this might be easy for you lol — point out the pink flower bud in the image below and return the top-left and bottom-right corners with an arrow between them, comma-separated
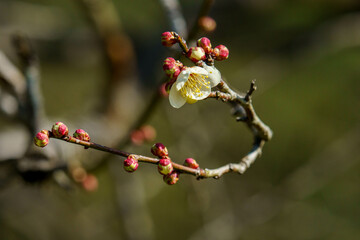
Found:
34,130 -> 49,147
163,171 -> 179,185
197,37 -> 212,54
73,129 -> 90,142
81,174 -> 98,192
159,82 -> 169,97
151,143 -> 169,158
52,122 -> 69,138
198,16 -> 217,32
124,155 -> 139,173
184,158 -> 199,169
186,47 -> 206,62
213,45 -> 229,61
140,125 -> 156,142
164,79 -> 176,94
158,158 -> 173,175
131,130 -> 145,145
161,31 -> 177,47
163,57 -> 181,78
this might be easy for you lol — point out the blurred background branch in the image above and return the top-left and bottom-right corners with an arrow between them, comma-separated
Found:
0,0 -> 359,240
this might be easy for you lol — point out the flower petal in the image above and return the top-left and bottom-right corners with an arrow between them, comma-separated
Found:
175,70 -> 190,91
190,66 -> 208,75
201,63 -> 221,87
169,84 -> 187,108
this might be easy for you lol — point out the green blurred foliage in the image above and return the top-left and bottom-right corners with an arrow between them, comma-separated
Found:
0,0 -> 360,239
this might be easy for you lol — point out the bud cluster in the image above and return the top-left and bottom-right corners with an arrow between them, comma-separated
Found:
196,37 -> 229,62
162,57 -> 184,93
34,122 -> 93,149
161,31 -> 229,64
161,32 -> 229,92
150,143 -> 180,185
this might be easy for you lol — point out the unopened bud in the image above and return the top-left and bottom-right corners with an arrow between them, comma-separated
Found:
213,45 -> 229,61
124,155 -> 139,173
164,81 -> 174,94
163,57 -> 181,78
73,129 -> 90,142
151,143 -> 169,158
186,47 -> 206,62
131,130 -> 145,145
52,122 -> 69,138
140,125 -> 156,142
184,158 -> 199,169
161,31 -> 177,47
197,37 -> 212,54
163,171 -> 179,185
159,82 -> 169,97
81,174 -> 98,192
198,16 -> 217,32
34,130 -> 49,147
158,158 -> 173,175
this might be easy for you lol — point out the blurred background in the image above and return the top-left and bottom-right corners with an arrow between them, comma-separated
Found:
0,0 -> 360,239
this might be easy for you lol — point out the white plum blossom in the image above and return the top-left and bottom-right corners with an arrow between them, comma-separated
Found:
169,62 -> 221,108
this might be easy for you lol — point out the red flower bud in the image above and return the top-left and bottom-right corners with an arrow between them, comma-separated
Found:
163,171 -> 179,185
213,45 -> 229,61
34,129 -> 49,147
186,47 -> 206,62
52,122 -> 69,138
184,158 -> 199,169
159,82 -> 169,97
73,129 -> 90,142
124,155 -> 139,173
163,57 -> 181,78
151,143 -> 169,158
198,16 -> 217,32
161,31 -> 177,47
158,158 -> 173,175
197,37 -> 212,54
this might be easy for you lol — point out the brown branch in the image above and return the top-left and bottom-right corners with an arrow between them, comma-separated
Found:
200,138 -> 265,179
52,135 -> 203,176
49,133 -> 267,179
204,79 -> 273,177
210,80 -> 273,141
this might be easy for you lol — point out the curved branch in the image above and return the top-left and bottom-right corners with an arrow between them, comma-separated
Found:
208,80 -> 273,141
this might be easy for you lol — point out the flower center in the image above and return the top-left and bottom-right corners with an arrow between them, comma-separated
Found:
180,73 -> 210,99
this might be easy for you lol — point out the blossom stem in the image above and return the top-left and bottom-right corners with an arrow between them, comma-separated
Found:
51,135 -> 204,176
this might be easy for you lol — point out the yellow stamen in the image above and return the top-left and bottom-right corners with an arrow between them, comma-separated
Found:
180,73 -> 210,99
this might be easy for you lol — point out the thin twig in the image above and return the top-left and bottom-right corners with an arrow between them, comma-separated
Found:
50,133 -> 267,179
209,80 -> 273,141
